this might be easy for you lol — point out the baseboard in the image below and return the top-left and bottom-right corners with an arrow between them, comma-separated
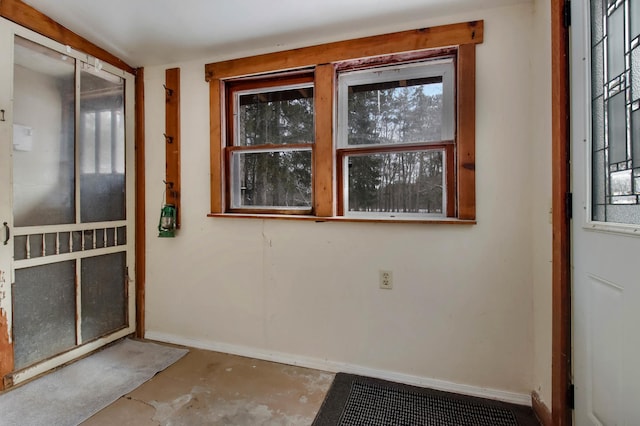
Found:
531,390 -> 552,426
145,330 -> 532,406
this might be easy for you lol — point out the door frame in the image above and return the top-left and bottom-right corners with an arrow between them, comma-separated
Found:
551,0 -> 571,425
0,0 -> 145,390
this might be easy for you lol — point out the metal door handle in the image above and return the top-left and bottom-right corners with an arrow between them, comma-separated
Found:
3,222 -> 9,245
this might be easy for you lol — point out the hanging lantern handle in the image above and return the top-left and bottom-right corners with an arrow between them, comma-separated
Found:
3,222 -> 9,245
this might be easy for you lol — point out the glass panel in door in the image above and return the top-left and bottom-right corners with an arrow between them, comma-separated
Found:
81,252 -> 127,341
11,37 -> 77,370
12,37 -> 75,227
79,67 -> 126,223
12,261 -> 76,370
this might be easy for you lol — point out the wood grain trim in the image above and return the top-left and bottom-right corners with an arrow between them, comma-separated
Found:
207,213 -> 476,225
532,391 -> 553,426
0,307 -> 13,391
446,145 -> 456,217
134,67 -> 145,338
165,68 -> 181,226
205,21 -> 483,80
0,0 -> 135,74
226,73 -> 315,92
209,79 -> 224,213
456,43 -> 476,220
551,0 -> 571,425
314,64 -> 335,217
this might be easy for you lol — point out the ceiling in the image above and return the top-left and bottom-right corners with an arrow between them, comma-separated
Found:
23,0 -> 529,68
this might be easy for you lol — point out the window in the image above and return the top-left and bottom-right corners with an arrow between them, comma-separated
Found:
207,21 -> 482,222
590,0 -> 640,224
337,60 -> 455,218
226,75 -> 315,213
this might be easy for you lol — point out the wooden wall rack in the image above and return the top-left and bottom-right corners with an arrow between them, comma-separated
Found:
164,68 -> 181,227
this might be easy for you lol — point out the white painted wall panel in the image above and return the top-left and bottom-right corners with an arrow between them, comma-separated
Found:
531,0 -> 553,409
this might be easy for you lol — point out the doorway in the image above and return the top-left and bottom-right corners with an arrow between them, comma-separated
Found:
0,21 -> 136,387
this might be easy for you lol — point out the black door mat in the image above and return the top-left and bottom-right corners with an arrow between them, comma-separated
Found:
313,373 -> 540,426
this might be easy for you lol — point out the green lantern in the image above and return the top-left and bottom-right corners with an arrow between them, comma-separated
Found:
158,204 -> 177,238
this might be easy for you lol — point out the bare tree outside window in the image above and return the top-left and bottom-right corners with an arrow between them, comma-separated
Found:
230,83 -> 314,211
340,63 -> 453,217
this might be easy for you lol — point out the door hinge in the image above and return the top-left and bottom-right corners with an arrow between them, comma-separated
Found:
567,383 -> 575,409
563,0 -> 572,28
565,192 -> 573,220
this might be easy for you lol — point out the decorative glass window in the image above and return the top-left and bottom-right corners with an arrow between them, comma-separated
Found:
337,60 -> 456,218
591,0 -> 640,224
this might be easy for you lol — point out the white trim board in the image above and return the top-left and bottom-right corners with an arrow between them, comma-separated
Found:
145,331 -> 531,406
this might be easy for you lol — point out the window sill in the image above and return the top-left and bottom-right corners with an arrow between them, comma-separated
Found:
207,213 -> 476,225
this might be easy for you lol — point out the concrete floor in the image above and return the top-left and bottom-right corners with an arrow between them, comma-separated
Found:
81,345 -> 335,426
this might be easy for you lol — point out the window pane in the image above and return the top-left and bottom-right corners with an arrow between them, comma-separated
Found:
592,0 -> 604,46
12,37 -> 75,226
592,0 -> 640,224
79,67 -> 126,222
607,92 -> 627,164
607,6 -> 625,80
632,0 -> 640,41
238,86 -> 314,146
230,149 -> 312,209
346,150 -> 444,215
347,77 -> 444,145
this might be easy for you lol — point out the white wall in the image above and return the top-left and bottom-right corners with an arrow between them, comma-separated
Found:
531,0 -> 553,408
144,2 -> 552,401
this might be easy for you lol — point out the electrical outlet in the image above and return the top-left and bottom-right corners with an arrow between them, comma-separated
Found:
379,270 -> 393,289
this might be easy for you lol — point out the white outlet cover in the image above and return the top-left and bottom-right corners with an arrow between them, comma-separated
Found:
379,270 -> 393,289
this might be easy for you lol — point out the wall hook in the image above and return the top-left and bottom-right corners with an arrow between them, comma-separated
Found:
163,180 -> 174,189
0,109 -> 5,122
163,133 -> 174,144
163,84 -> 173,97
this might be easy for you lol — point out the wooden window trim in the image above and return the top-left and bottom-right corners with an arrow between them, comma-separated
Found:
207,212 -> 476,225
207,21 -> 482,222
456,44 -> 476,220
314,64 -> 335,217
205,21 -> 482,81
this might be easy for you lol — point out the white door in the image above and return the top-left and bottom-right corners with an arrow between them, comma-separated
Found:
0,19 -> 136,386
571,1 -> 640,424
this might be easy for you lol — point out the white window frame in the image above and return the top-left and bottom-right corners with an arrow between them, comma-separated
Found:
337,59 -> 455,149
341,148 -> 448,219
228,81 -> 315,212
337,59 -> 455,219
